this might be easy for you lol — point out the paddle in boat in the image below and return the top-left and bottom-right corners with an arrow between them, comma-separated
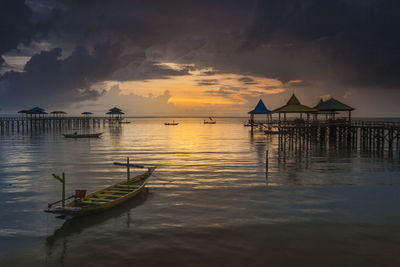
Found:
204,117 -> 216,124
63,132 -> 103,138
164,120 -> 179,125
44,158 -> 156,217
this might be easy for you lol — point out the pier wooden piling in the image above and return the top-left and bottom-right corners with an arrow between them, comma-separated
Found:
255,119 -> 400,152
0,116 -> 122,133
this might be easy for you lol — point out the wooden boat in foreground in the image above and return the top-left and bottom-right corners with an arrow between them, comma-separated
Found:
63,132 -> 103,138
45,158 -> 156,217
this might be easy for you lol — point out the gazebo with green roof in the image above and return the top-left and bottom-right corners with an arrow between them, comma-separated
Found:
314,98 -> 354,122
272,94 -> 317,123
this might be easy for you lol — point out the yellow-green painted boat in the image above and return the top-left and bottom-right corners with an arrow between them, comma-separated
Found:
45,159 -> 156,217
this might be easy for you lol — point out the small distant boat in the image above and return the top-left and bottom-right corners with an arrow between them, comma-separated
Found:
63,132 -> 103,138
244,123 -> 252,127
164,120 -> 179,125
119,121 -> 131,124
204,117 -> 216,124
45,158 -> 156,217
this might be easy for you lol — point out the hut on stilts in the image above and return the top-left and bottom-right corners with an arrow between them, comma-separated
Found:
314,98 -> 354,123
272,94 -> 317,126
106,107 -> 124,123
248,99 -> 272,132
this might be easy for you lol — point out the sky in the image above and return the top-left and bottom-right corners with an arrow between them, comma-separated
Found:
1,0 -> 400,117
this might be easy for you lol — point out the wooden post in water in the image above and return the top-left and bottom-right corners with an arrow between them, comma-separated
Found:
265,150 -> 269,178
127,157 -> 130,186
52,172 -> 66,207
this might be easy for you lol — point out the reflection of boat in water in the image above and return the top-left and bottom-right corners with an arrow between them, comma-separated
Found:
63,132 -> 103,138
45,158 -> 156,217
164,120 -> 179,125
45,189 -> 150,257
204,117 -> 216,124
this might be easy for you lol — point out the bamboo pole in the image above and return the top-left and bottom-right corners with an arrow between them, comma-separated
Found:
52,172 -> 66,207
127,157 -> 130,187
265,150 -> 269,177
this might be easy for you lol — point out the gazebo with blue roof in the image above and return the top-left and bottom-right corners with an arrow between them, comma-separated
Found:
106,107 -> 125,121
248,99 -> 272,128
24,107 -> 48,118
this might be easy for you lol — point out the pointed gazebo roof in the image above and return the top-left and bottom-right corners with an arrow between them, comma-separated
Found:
314,99 -> 324,108
107,107 -> 124,115
248,99 -> 271,114
109,107 -> 122,112
315,98 -> 354,111
26,107 -> 47,115
273,94 -> 317,113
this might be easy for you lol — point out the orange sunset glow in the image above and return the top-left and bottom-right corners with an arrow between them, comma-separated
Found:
102,63 -> 286,114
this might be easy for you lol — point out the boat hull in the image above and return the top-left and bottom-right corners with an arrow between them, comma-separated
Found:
45,167 -> 155,217
63,133 -> 103,138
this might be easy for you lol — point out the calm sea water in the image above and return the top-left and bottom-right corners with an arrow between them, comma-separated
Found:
0,117 -> 399,266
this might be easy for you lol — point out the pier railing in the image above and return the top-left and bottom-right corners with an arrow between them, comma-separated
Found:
251,119 -> 400,128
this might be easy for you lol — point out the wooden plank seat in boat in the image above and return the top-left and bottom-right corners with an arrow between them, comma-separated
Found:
86,198 -> 114,202
94,193 -> 125,198
106,189 -> 131,193
107,187 -> 132,191
80,200 -> 107,205
115,184 -> 140,188
101,190 -> 128,194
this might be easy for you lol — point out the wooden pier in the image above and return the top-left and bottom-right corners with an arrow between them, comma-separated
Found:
0,116 -> 122,133
253,120 -> 400,152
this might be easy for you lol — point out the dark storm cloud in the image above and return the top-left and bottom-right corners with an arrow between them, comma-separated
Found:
0,43 -> 123,107
0,0 -> 256,106
205,89 -> 234,96
261,86 -> 279,90
196,79 -> 219,86
0,0 -> 33,65
205,85 -> 247,96
200,70 -> 218,76
0,0 -> 58,59
1,0 -> 400,108
286,80 -> 313,87
238,77 -> 258,85
111,61 -> 193,81
245,0 -> 400,88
